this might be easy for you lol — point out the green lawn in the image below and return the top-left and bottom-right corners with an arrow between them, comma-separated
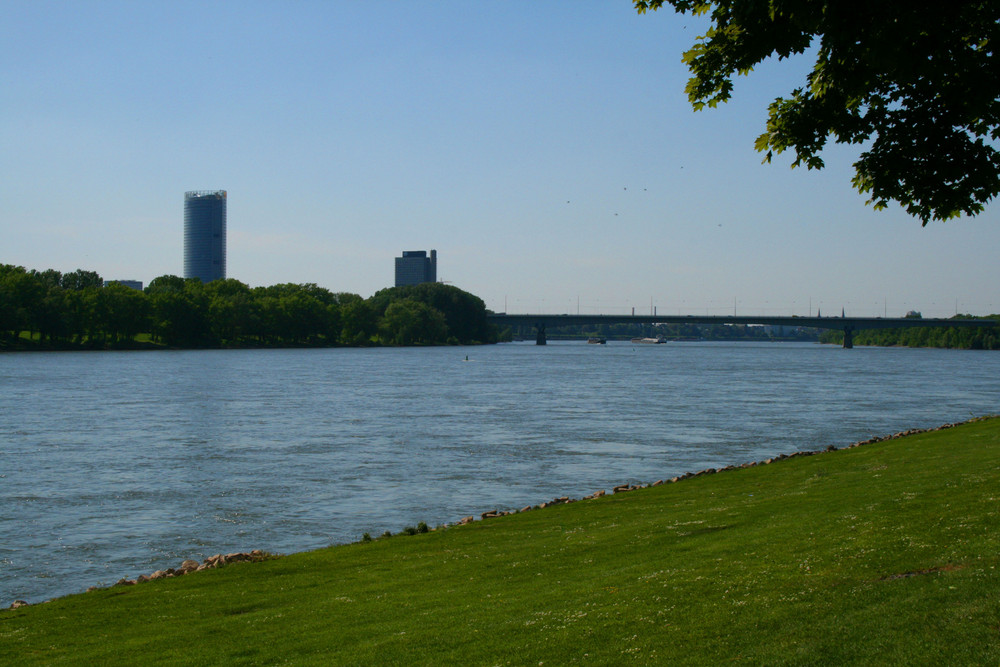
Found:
3,419 -> 999,665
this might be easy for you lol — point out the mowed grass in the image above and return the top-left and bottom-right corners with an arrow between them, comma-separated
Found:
3,419 -> 1000,665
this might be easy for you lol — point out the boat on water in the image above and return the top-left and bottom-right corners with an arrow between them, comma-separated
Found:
587,337 -> 607,344
630,336 -> 667,344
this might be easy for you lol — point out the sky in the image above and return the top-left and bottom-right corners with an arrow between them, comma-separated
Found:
3,1 -> 997,319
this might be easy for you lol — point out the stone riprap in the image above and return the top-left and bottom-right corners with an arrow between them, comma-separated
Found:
450,417 -> 994,527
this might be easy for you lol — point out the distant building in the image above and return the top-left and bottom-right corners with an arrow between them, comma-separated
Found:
184,190 -> 227,283
394,249 -> 437,287
103,280 -> 143,291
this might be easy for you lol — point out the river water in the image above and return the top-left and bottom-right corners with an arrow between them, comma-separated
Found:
2,341 -> 998,604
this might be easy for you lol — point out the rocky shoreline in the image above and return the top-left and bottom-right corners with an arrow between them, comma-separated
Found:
458,418 -> 990,523
7,417 -> 992,611
6,551 -> 273,611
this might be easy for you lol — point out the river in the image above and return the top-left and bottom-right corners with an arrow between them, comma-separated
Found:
2,341 -> 998,604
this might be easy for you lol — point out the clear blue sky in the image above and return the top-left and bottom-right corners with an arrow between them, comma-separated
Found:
3,1 -> 997,318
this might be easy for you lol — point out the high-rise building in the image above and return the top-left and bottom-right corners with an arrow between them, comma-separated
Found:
394,249 -> 437,287
103,280 -> 143,290
184,190 -> 227,283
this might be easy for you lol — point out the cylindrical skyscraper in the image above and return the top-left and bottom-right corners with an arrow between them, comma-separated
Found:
184,190 -> 227,283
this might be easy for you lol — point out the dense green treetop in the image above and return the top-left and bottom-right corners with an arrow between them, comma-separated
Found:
60,269 -> 103,291
379,298 -> 449,346
635,0 -> 1000,223
145,274 -> 189,294
369,282 -> 494,344
819,314 -> 1000,349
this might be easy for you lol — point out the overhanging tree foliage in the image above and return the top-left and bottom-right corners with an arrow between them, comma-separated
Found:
635,0 -> 1000,223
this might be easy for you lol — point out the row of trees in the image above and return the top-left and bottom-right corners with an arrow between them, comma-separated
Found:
0,264 -> 497,349
818,317 -> 1000,350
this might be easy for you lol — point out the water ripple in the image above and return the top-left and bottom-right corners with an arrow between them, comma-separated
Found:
1,342 -> 998,604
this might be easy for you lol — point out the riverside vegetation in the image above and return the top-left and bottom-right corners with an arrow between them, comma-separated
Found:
3,417 -> 998,664
0,264 -> 498,350
818,316 -> 1000,350
6,264 -> 997,351
534,317 -> 999,349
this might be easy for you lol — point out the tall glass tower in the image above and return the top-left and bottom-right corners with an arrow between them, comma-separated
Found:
184,190 -> 227,283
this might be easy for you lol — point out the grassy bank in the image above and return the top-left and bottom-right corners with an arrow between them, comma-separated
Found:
3,419 -> 999,664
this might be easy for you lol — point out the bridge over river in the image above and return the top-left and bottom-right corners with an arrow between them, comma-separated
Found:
487,313 -> 998,348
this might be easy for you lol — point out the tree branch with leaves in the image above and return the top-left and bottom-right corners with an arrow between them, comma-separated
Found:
636,0 -> 1000,223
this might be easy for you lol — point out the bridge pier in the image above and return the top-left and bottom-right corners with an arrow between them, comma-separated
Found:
843,326 -> 854,349
535,323 -> 547,345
